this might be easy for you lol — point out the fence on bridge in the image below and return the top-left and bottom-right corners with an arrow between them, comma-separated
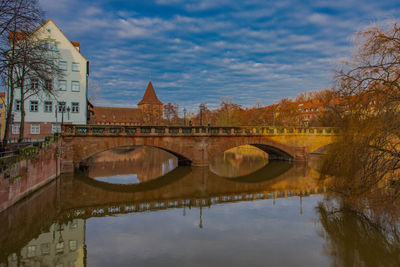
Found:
62,125 -> 339,137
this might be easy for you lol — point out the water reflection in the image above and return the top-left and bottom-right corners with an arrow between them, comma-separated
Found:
210,145 -> 269,177
316,201 -> 400,267
87,146 -> 178,184
4,220 -> 85,267
1,148 -> 399,266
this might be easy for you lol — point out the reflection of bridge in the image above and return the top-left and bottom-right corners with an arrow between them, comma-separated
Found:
60,125 -> 338,172
0,162 -> 325,262
58,163 -> 326,220
66,186 -> 326,219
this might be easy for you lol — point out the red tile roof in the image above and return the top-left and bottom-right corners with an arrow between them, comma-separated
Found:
71,42 -> 80,47
0,92 -> 5,97
8,31 -> 29,41
138,81 -> 163,105
92,106 -> 142,124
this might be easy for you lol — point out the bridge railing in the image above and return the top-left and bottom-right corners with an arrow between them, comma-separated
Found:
61,125 -> 339,137
62,186 -> 327,219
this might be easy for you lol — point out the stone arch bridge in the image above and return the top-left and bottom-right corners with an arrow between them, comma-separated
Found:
60,125 -> 338,173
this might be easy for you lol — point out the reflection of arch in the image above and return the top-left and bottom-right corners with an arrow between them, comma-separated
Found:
75,166 -> 192,192
76,160 -> 293,195
219,161 -> 293,183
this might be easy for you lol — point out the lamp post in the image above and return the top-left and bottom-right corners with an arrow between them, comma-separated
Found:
199,103 -> 205,126
183,108 -> 187,126
61,105 -> 64,126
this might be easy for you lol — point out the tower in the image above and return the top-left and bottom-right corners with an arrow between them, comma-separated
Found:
137,81 -> 163,125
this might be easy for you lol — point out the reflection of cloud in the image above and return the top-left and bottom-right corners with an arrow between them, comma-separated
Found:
85,196 -> 325,266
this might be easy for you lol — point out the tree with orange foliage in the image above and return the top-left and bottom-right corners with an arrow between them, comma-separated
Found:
322,22 -> 400,208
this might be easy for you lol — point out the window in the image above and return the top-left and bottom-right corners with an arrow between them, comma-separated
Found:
41,243 -> 50,255
44,101 -> 52,112
45,80 -> 53,91
27,245 -> 36,258
71,81 -> 80,92
70,220 -> 78,229
58,80 -> 67,91
12,125 -> 19,134
59,61 -> 67,70
30,101 -> 38,112
55,242 -> 64,254
71,102 -> 79,113
69,240 -> 77,251
58,102 -> 66,112
30,124 -> 40,134
52,124 -> 61,133
15,100 -> 21,111
0,103 -> 3,109
31,78 -> 39,89
41,40 -> 57,51
72,62 -> 79,71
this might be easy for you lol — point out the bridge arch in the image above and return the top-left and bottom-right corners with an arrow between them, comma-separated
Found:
207,136 -> 296,162
63,136 -> 195,168
80,144 -> 191,166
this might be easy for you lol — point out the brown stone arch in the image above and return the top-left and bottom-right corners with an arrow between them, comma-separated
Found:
64,136 -> 195,167
207,136 -> 296,162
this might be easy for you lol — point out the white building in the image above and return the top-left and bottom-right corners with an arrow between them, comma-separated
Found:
8,19 -> 89,139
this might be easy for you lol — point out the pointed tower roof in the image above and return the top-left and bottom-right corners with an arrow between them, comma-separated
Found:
138,81 -> 163,105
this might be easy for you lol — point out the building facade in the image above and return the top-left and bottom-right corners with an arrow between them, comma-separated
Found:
7,19 -> 89,140
90,81 -> 163,125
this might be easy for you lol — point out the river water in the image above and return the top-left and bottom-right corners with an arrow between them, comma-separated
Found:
0,146 -> 399,266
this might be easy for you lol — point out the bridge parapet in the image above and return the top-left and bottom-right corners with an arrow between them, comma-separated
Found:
61,125 -> 339,137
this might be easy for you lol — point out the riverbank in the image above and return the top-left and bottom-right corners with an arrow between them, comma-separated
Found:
0,140 -> 61,212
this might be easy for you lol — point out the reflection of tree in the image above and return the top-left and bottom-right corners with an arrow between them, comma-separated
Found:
316,201 -> 400,267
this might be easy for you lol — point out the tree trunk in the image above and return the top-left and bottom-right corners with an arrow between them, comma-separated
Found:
19,97 -> 25,142
2,68 -> 14,146
18,79 -> 25,142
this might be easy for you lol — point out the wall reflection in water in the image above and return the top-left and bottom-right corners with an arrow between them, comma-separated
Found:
87,146 -> 178,184
1,147 -> 399,266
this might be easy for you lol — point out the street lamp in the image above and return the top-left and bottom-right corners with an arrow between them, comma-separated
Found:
61,105 -> 65,126
199,103 -> 205,126
183,108 -> 187,126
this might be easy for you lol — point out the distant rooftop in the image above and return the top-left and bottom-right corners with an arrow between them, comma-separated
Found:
138,81 -> 163,105
92,106 -> 142,124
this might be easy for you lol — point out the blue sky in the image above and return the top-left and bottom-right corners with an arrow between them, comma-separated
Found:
40,0 -> 400,111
